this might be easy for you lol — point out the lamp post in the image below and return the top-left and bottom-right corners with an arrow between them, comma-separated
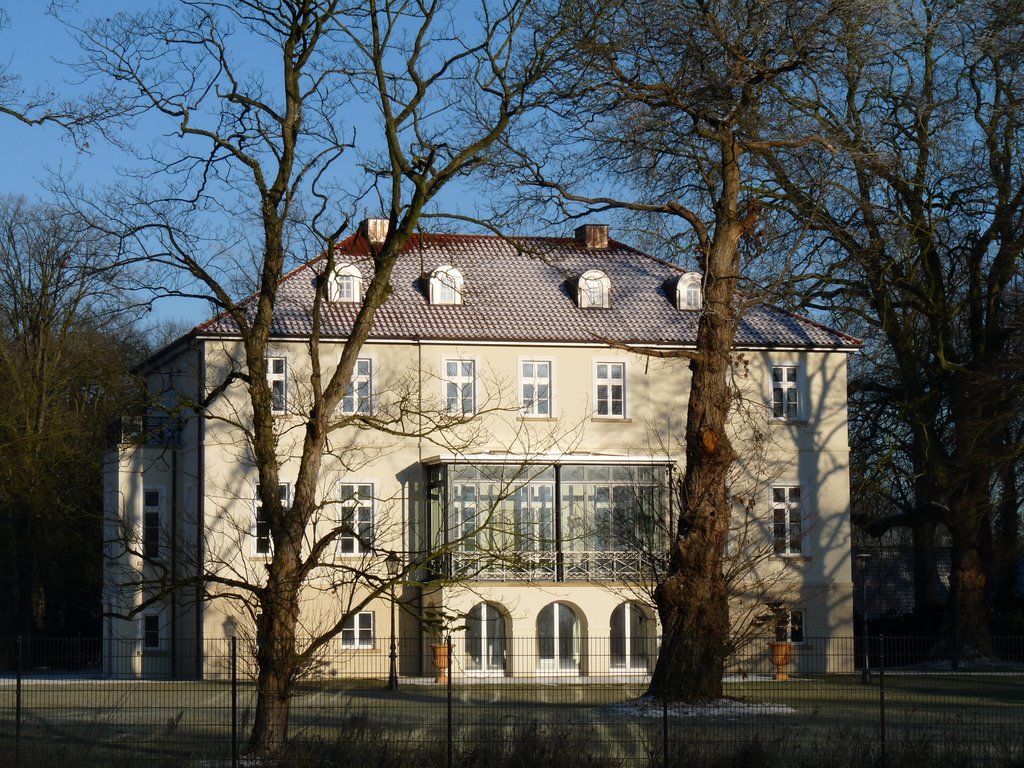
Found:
856,552 -> 871,684
386,552 -> 401,691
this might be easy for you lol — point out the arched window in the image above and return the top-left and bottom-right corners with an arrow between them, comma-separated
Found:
330,264 -> 363,303
577,270 -> 611,309
465,602 -> 507,674
676,272 -> 703,310
537,602 -> 581,672
430,265 -> 464,305
611,602 -> 654,671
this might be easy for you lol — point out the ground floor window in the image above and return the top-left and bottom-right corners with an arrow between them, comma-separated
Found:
610,602 -> 653,671
466,602 -> 507,673
774,609 -> 804,643
142,614 -> 161,650
342,612 -> 375,648
537,602 -> 581,672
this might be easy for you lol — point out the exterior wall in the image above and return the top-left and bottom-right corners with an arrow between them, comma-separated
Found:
106,335 -> 854,680
102,349 -> 204,678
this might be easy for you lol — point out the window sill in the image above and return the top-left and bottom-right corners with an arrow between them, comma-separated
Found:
517,416 -> 558,422
774,554 -> 810,563
591,417 -> 632,423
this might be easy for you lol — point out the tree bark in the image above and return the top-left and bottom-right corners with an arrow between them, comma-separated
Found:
647,134 -> 741,701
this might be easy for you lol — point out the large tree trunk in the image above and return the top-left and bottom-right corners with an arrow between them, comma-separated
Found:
910,518 -> 941,624
946,502 -> 992,657
647,134 -> 742,701
249,564 -> 301,756
991,459 -> 1020,614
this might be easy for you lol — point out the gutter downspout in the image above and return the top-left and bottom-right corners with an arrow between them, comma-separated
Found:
170,449 -> 178,678
195,341 -> 206,679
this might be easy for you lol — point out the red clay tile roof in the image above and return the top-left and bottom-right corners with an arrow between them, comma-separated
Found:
195,233 -> 860,349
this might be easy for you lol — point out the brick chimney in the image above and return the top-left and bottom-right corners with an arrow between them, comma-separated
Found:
574,224 -> 609,249
360,217 -> 390,245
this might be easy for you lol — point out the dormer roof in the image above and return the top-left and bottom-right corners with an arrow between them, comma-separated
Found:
195,231 -> 859,350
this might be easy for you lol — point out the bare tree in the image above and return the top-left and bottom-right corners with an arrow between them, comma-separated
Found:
499,0 -> 849,700
68,0 -> 562,756
764,0 -> 1024,649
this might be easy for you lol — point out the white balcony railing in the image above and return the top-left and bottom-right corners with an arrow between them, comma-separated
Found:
448,550 -> 657,582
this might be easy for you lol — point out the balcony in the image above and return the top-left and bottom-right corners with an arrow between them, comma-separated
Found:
447,550 -> 661,582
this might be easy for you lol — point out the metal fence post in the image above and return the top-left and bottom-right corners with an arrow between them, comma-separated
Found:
231,636 -> 238,768
15,636 -> 22,768
662,689 -> 669,768
878,633 -> 886,768
446,634 -> 453,768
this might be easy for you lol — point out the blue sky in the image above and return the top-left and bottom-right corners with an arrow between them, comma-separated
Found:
1,2 -> 601,335
1,1 -> 216,327
0,2 -> 503,331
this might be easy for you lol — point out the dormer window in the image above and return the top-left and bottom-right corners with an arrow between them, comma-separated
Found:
330,264 -> 363,303
676,272 -> 703,310
578,269 -> 611,309
430,265 -> 464,305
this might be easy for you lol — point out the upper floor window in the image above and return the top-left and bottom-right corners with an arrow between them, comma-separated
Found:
578,269 -> 611,309
267,357 -> 288,413
430,265 -> 464,305
594,361 -> 626,418
339,483 -> 374,555
143,488 -> 162,560
330,264 -> 363,303
771,365 -> 800,420
772,485 -> 803,556
520,360 -> 552,417
341,358 -> 373,415
445,359 -> 476,415
676,272 -> 703,310
254,483 -> 289,556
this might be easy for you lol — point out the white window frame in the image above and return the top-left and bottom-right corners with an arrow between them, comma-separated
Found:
465,602 -> 508,675
519,359 -> 553,417
338,483 -> 374,555
341,611 -> 375,648
142,613 -> 162,650
536,602 -> 581,673
611,602 -> 653,671
676,272 -> 703,310
775,609 -> 805,644
330,263 -> 363,303
444,358 -> 477,416
771,364 -> 802,421
267,356 -> 288,414
593,360 -> 627,418
578,269 -> 611,309
341,357 -> 373,415
142,487 -> 163,560
772,485 -> 803,556
430,265 -> 464,305
253,483 -> 289,557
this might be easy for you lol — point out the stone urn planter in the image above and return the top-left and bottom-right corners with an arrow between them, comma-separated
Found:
431,642 -> 451,684
769,641 -> 793,681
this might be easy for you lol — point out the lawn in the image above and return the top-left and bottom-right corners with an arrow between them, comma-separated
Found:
0,673 -> 1021,766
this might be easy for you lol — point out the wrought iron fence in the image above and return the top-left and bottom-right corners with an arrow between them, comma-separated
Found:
1,635 -> 1022,767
